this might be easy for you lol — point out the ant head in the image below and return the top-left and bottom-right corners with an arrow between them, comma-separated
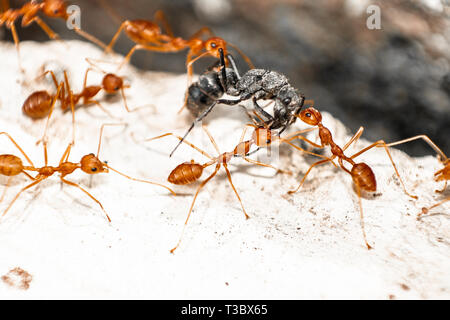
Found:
299,107 -> 322,126
278,87 -> 302,111
80,154 -> 108,175
42,0 -> 68,19
102,74 -> 123,93
205,37 -> 227,58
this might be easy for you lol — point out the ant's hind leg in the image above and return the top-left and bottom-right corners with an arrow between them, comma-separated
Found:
60,177 -> 111,222
9,24 -> 24,73
355,183 -> 373,250
170,164 -> 221,254
287,158 -> 334,195
436,181 -> 447,194
420,196 -> 450,217
1,178 -> 44,218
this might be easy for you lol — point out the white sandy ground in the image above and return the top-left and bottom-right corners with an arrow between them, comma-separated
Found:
0,40 -> 448,299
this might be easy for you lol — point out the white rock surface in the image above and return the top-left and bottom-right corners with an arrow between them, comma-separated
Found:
0,40 -> 448,299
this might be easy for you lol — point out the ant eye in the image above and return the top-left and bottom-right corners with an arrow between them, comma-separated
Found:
283,98 -> 291,105
211,42 -> 217,48
306,113 -> 311,117
91,167 -> 97,172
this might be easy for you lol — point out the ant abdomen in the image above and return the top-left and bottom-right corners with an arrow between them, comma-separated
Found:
22,91 -> 52,119
168,161 -> 203,185
351,163 -> 377,192
0,155 -> 24,176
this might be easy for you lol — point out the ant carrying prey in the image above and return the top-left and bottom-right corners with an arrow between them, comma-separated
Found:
145,117 -> 331,253
170,48 -> 308,157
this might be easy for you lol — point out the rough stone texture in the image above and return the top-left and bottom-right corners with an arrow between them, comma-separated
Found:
0,41 -> 448,299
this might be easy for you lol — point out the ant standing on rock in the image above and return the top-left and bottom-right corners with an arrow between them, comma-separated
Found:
287,106 -> 418,249
0,118 -> 176,223
103,10 -> 253,81
0,0 -> 107,70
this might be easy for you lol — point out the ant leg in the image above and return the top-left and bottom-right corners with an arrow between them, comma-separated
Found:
1,177 -> 45,218
170,163 -> 220,254
188,26 -> 214,40
146,133 -> 214,160
287,158 -> 334,194
27,16 -> 60,40
106,165 -> 176,195
226,54 -> 241,79
252,98 -> 274,123
85,99 -> 118,119
279,138 -> 335,163
0,177 -> 12,203
223,163 -> 249,219
242,157 -> 292,175
343,127 -> 365,152
350,140 -> 418,199
0,132 -> 35,167
96,123 -> 128,158
186,51 -> 210,86
420,196 -> 450,217
118,43 -> 179,70
436,181 -> 447,194
60,177 -> 111,222
381,135 -> 448,163
153,10 -> 174,38
9,23 -> 24,73
72,26 -> 108,50
105,21 -> 129,54
227,42 -> 254,69
170,97 -> 245,157
58,143 -> 74,165
37,82 -> 64,147
355,183 -> 373,250
201,125 -> 220,154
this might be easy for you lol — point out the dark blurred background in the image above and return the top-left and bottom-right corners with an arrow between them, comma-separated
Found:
3,0 -> 450,156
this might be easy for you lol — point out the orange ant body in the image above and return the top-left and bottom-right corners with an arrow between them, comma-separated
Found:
0,0 -> 106,69
146,120 -> 329,253
287,106 -> 418,249
22,63 -> 131,122
104,10 -> 253,82
0,122 -> 175,223
376,136 -> 450,216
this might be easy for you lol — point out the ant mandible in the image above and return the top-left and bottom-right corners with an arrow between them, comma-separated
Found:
374,136 -> 449,216
287,106 -> 418,249
0,120 -> 176,223
0,0 -> 107,70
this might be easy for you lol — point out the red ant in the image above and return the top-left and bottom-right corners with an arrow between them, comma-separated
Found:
0,0 -> 106,70
145,118 -> 330,253
103,10 -> 254,84
375,136 -> 449,217
0,121 -> 176,223
22,61 -> 136,139
287,106 -> 418,249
